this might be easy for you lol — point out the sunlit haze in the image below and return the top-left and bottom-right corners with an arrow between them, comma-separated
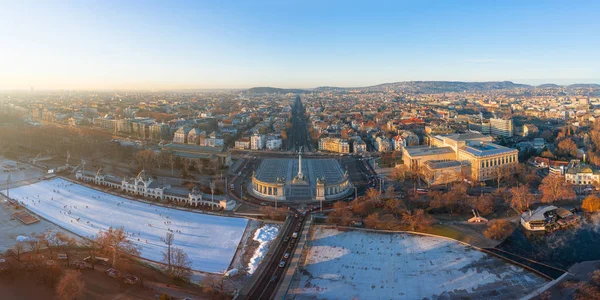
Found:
1,0 -> 599,90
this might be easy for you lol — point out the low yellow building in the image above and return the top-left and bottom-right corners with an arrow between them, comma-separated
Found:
404,133 -> 518,182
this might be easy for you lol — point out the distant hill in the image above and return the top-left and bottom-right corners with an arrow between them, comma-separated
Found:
314,81 -> 532,93
247,81 -> 600,94
537,84 -> 561,89
246,87 -> 311,94
567,84 -> 600,89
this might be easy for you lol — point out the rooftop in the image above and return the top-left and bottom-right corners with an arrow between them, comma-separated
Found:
461,142 -> 517,157
521,205 -> 558,223
163,143 -> 227,154
436,132 -> 491,142
404,146 -> 455,157
255,158 -> 345,185
424,160 -> 463,169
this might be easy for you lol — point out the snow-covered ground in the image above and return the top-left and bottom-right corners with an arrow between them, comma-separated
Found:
247,223 -> 280,274
3,178 -> 248,273
296,228 -> 546,299
0,200 -> 70,253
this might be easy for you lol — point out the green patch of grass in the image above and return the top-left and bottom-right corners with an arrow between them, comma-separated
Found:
419,225 -> 476,244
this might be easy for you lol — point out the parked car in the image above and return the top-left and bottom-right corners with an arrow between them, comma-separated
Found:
105,268 -> 120,278
284,253 -> 290,259
283,237 -> 289,242
278,261 -> 285,268
123,275 -> 140,285
270,276 -> 277,282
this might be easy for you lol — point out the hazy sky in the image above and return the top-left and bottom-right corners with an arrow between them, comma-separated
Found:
1,0 -> 599,90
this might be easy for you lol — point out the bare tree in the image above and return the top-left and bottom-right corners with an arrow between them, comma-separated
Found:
539,175 -> 576,203
26,233 -> 43,254
509,185 -> 531,212
56,270 -> 85,300
401,209 -> 434,231
135,149 -> 156,172
81,237 -> 99,270
392,165 -> 408,182
483,220 -> 513,240
163,232 -> 174,272
7,242 -> 25,262
165,247 -> 192,280
195,159 -> 204,173
210,180 -> 216,204
95,227 -> 140,268
365,188 -> 380,202
202,274 -> 228,300
493,165 -> 511,189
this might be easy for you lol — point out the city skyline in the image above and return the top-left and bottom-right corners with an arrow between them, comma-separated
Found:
1,0 -> 599,90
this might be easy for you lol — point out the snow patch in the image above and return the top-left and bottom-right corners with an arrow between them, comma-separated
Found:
247,223 -> 280,274
16,235 -> 29,242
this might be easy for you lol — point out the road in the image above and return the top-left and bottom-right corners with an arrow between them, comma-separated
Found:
287,95 -> 313,152
237,208 -> 308,300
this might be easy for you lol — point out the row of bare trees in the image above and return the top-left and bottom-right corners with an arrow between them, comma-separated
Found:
325,187 -> 435,231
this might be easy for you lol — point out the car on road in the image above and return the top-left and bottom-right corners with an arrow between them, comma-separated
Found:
260,202 -> 267,206
278,261 -> 286,268
283,237 -> 289,242
105,268 -> 120,278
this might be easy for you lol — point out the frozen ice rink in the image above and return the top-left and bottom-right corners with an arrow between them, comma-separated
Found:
4,178 -> 248,273
296,228 -> 546,299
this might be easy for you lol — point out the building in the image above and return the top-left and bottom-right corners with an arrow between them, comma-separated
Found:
251,151 -> 352,202
408,133 -> 518,181
130,118 -> 153,139
76,169 -> 235,210
520,205 -> 579,231
489,118 -> 513,138
265,134 -> 283,150
319,137 -> 350,154
374,137 -> 392,153
421,160 -> 469,186
149,122 -> 171,141
251,134 -> 266,150
456,140 -> 518,181
402,146 -> 456,170
520,206 -> 558,231
565,160 -> 600,185
549,160 -> 569,176
206,132 -> 224,147
173,126 -> 190,144
392,131 -> 419,151
162,143 -> 232,168
353,139 -> 367,153
187,128 -> 206,145
235,138 -> 251,150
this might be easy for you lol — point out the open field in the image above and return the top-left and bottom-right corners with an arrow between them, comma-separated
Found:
295,227 -> 546,299
3,178 -> 248,273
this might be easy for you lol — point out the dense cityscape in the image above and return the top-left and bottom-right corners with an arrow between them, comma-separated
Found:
1,81 -> 600,299
1,1 -> 600,300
